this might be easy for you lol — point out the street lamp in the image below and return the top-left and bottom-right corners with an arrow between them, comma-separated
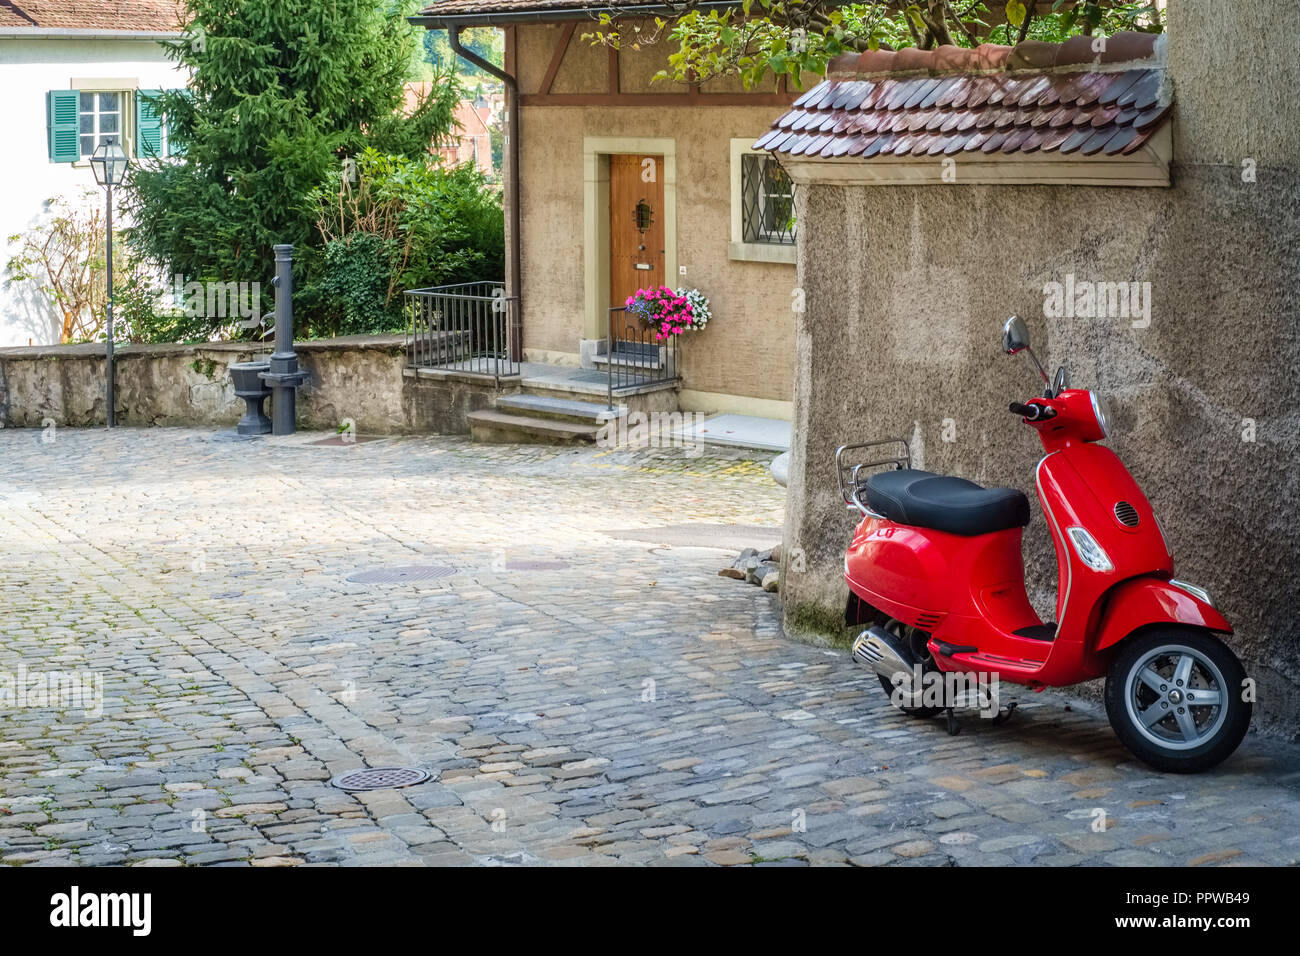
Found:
89,141 -> 129,427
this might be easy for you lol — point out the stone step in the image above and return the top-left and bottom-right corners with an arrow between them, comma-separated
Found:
496,393 -> 624,425
591,353 -> 664,371
467,410 -> 602,445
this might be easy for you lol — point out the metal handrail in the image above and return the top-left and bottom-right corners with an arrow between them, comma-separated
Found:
405,281 -> 520,386
606,305 -> 680,409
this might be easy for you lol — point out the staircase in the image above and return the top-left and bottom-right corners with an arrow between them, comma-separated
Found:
467,393 -> 624,445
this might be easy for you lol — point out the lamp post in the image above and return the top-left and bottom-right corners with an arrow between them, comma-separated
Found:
89,141 -> 129,428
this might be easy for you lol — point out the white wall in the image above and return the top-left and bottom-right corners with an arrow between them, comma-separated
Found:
0,37 -> 186,347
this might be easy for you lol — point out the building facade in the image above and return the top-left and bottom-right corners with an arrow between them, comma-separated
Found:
415,1 -> 804,418
0,1 -> 186,347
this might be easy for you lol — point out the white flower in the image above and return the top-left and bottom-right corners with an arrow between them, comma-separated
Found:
674,287 -> 711,331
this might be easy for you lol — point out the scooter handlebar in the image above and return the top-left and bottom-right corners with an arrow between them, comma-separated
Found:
1009,401 -> 1056,421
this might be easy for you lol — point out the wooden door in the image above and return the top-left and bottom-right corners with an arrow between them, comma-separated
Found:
608,154 -> 666,341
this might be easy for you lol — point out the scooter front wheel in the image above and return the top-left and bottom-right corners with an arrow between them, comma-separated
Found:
1104,627 -> 1251,773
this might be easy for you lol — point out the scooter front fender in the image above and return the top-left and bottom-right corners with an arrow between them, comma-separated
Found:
1093,577 -> 1233,652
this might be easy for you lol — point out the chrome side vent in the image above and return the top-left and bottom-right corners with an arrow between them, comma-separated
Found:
1114,501 -> 1140,527
851,637 -> 885,667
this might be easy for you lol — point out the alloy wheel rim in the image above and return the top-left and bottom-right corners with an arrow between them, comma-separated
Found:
1124,643 -> 1229,751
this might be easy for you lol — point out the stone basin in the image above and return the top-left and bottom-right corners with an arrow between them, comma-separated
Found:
228,361 -> 271,435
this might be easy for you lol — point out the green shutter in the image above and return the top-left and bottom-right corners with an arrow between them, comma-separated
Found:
165,89 -> 187,157
135,89 -> 164,158
47,90 -> 80,163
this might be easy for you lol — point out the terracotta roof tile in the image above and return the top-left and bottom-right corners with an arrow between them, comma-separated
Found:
758,31 -> 1171,164
1055,35 -> 1102,67
1006,39 -> 1058,71
0,0 -> 184,31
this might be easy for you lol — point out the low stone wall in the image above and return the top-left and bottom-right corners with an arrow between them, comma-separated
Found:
0,335 -> 490,435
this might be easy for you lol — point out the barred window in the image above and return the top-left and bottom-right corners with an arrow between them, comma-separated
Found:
741,153 -> 796,245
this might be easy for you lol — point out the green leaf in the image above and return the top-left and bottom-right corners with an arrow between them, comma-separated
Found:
1006,0 -> 1027,28
905,5 -> 927,35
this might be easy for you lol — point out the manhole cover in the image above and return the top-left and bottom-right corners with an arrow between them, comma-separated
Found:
503,559 -> 569,571
346,565 -> 457,584
307,435 -> 385,447
330,767 -> 430,791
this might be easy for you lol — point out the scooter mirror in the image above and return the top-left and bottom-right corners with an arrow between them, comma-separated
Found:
1003,315 -> 1030,355
1051,365 -> 1070,396
1002,315 -> 1051,385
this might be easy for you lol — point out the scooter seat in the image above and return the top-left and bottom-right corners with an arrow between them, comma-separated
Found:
863,469 -> 1030,536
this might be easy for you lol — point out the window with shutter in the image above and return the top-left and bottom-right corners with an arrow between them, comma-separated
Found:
135,89 -> 164,159
47,90 -> 80,163
80,91 -> 123,160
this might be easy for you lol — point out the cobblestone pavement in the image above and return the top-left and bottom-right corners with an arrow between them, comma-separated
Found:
1,427 -> 1298,867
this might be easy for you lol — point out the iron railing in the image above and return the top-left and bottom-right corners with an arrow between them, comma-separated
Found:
606,305 -> 680,406
406,281 -> 520,384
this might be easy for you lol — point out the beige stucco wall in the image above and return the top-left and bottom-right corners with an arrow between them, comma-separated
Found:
778,0 -> 1300,736
514,23 -> 798,409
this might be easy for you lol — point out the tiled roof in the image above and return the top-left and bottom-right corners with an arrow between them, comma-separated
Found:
0,0 -> 184,31
755,31 -> 1172,162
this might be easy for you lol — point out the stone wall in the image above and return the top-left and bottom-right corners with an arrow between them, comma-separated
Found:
0,335 -> 492,436
779,0 -> 1300,735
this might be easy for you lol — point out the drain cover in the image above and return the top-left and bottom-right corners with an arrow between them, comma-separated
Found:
346,565 -> 457,584
330,767 -> 430,791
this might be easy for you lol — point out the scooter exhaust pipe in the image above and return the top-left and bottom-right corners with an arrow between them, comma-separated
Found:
851,625 -> 918,688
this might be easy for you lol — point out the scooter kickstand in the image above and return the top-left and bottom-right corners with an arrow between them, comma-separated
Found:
991,701 -> 1019,727
944,708 -> 961,736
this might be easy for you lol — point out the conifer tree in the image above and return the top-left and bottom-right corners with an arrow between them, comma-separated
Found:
124,0 -> 457,334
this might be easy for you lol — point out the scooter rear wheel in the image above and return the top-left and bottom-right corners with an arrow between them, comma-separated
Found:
1104,627 -> 1251,773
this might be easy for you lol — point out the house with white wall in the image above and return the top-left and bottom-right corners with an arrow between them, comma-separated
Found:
0,0 -> 186,346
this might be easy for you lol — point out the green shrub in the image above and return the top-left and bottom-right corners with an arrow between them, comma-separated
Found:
306,149 -> 504,337
121,0 -> 460,341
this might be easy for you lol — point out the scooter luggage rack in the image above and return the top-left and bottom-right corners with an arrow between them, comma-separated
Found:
835,438 -> 911,515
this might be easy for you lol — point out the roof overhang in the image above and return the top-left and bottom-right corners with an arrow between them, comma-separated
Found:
779,122 -> 1172,188
409,1 -> 736,30
0,27 -> 184,40
757,31 -> 1174,188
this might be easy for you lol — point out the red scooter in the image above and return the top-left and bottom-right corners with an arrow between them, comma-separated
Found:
837,316 -> 1250,773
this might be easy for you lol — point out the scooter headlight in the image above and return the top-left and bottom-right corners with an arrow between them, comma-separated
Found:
1090,392 -> 1112,439
1066,527 -> 1114,572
